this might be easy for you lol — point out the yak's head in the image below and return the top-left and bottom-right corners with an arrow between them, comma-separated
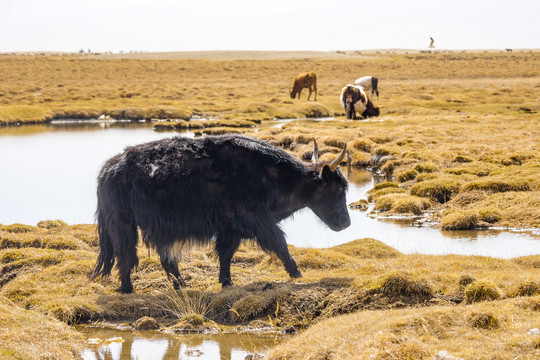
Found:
308,139 -> 351,231
362,95 -> 380,118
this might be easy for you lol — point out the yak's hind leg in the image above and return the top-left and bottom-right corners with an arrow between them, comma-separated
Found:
109,220 -> 138,293
215,232 -> 241,287
157,246 -> 186,289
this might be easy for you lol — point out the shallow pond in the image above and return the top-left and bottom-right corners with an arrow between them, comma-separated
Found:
1,120 -> 539,258
78,326 -> 279,360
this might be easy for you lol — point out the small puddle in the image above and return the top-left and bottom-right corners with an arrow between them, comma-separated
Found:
78,326 -> 281,360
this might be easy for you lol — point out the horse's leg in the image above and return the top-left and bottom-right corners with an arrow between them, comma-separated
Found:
314,84 -> 317,101
307,88 -> 312,101
297,88 -> 302,99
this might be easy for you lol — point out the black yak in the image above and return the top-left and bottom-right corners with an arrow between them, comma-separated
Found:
340,84 -> 380,120
92,135 -> 350,293
290,72 -> 317,101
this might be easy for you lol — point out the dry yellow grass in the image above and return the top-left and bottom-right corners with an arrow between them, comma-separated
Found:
265,296 -> 540,360
0,296 -> 83,359
0,223 -> 539,358
1,51 -> 540,358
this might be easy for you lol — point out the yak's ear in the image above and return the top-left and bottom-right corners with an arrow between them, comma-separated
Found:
320,164 -> 332,179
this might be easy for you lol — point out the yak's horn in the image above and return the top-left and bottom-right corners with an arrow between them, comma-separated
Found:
311,137 -> 319,164
329,143 -> 347,171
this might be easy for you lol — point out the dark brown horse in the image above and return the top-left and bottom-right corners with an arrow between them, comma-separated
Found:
290,72 -> 317,101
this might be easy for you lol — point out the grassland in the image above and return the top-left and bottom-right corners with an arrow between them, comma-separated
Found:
1,51 -> 539,229
0,222 -> 538,359
0,50 -> 539,358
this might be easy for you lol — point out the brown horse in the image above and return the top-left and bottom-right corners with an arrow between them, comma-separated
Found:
290,72 -> 317,101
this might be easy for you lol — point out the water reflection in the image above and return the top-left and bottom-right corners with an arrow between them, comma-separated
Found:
78,327 -> 277,360
0,121 -> 539,258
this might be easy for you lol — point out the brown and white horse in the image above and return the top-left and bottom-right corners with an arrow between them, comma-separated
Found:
290,72 -> 317,101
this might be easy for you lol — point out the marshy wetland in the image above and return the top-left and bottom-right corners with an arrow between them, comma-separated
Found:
0,51 -> 539,359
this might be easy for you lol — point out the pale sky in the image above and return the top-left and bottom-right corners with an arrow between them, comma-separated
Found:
1,0 -> 539,52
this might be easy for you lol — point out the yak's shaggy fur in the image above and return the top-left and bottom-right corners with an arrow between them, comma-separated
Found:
92,135 -> 350,293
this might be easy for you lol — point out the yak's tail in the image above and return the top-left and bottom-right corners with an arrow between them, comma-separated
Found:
91,208 -> 116,279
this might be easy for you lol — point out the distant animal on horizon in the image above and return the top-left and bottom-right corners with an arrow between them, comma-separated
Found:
91,135 -> 351,293
340,84 -> 380,120
429,37 -> 435,48
505,48 -> 513,52
354,76 -> 379,100
290,72 -> 317,101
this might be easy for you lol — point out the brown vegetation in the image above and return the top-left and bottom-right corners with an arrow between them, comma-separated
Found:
1,50 -> 539,358
0,223 -> 538,358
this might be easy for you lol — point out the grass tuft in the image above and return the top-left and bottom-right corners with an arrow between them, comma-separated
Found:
441,211 -> 478,230
464,281 -> 501,303
372,272 -> 433,301
37,220 -> 68,229
374,193 -> 431,215
410,178 -> 461,203
469,312 -> 500,329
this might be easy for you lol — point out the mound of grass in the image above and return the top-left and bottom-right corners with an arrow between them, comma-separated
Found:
445,161 -> 499,176
441,211 -> 479,230
133,316 -> 160,330
464,281 -> 501,303
410,178 -> 461,203
469,312 -> 500,329
367,186 -> 406,202
477,207 -> 502,223
331,238 -> 402,259
453,155 -> 473,163
0,296 -> 83,359
374,193 -> 431,215
414,162 -> 439,173
462,178 -> 531,193
1,224 -> 39,234
458,274 -> 476,288
373,181 -> 399,191
396,169 -> 419,182
232,294 -> 275,322
510,281 -> 540,297
351,138 -> 374,152
291,248 -> 352,269
36,220 -> 68,229
371,272 -> 433,301
348,199 -> 369,210
210,287 -> 250,321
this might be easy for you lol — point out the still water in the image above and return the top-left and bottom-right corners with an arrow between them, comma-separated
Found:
1,120 -> 539,258
78,326 -> 279,360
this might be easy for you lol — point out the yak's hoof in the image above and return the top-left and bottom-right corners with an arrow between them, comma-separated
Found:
172,278 -> 186,289
290,270 -> 303,279
118,284 -> 134,294
221,280 -> 234,288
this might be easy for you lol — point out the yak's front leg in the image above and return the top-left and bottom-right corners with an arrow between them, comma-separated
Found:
215,232 -> 241,287
257,224 -> 302,279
